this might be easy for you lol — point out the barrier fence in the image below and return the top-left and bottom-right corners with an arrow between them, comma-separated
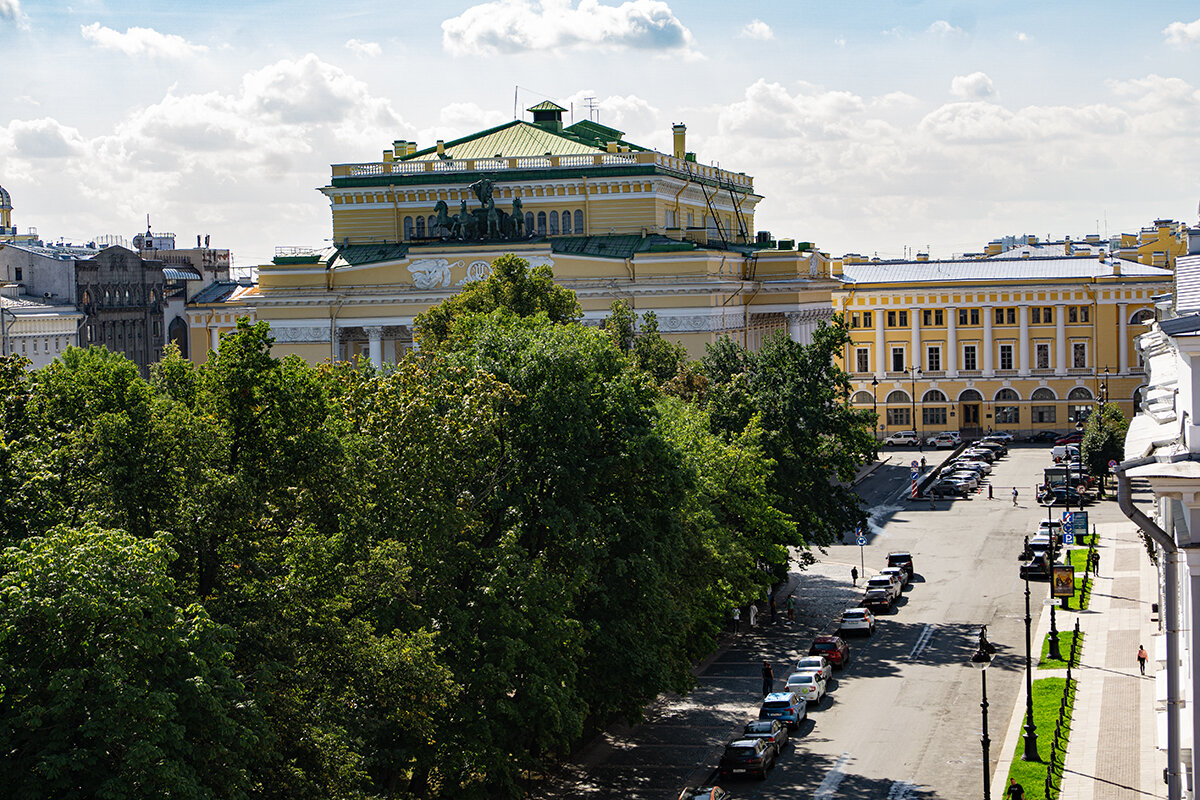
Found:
1044,619 -> 1081,799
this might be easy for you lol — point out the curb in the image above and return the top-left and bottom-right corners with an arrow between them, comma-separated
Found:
853,454 -> 893,485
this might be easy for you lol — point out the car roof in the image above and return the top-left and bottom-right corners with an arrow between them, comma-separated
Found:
889,551 -> 912,556
763,691 -> 798,702
727,738 -> 759,747
813,635 -> 842,643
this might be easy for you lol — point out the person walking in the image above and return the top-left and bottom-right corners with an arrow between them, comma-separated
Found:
1007,778 -> 1025,800
920,456 -> 926,470
786,595 -> 795,622
1138,644 -> 1149,675
731,607 -> 740,634
1012,486 -> 1019,506
1091,550 -> 1100,575
761,660 -> 775,697
851,566 -> 859,586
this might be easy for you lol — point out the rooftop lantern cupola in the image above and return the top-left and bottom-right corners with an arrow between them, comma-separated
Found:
528,101 -> 566,133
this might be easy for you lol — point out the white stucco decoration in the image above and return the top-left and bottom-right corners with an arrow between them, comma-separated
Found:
408,258 -> 454,289
455,260 -> 492,286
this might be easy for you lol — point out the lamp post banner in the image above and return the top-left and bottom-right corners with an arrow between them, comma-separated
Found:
1051,565 -> 1076,598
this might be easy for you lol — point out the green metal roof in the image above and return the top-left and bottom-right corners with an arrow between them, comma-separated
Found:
407,121 -> 599,161
551,235 -> 699,260
527,101 -> 567,112
336,242 -> 410,266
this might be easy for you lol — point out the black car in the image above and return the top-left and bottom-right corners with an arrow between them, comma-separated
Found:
1019,553 -> 1056,579
718,738 -> 777,779
1027,430 -> 1059,443
928,479 -> 969,498
862,587 -> 893,614
1040,487 -> 1087,506
743,719 -> 790,752
887,551 -> 915,575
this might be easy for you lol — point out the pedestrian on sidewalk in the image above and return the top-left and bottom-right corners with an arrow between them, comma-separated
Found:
1138,644 -> 1149,675
1090,550 -> 1100,575
929,495 -> 936,510
988,484 -> 993,500
920,456 -> 926,470
1012,487 -> 1019,506
731,607 -> 740,634
761,660 -> 774,697
786,595 -> 795,622
851,566 -> 859,585
1006,778 -> 1025,800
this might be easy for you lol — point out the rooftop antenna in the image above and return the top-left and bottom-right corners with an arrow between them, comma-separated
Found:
513,86 -> 518,119
584,96 -> 599,123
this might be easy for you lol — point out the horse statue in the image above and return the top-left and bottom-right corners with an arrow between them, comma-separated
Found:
509,197 -> 525,238
432,200 -> 454,238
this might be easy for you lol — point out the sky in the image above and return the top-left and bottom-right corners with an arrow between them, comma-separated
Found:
1,1 -> 1199,267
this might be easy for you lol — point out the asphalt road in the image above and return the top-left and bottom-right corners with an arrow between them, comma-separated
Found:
534,443 -> 1076,800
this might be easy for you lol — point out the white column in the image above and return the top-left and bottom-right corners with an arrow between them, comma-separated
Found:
910,307 -> 922,370
946,307 -> 957,376
210,325 -> 220,353
1056,304 -> 1067,375
786,312 -> 802,343
874,308 -> 885,378
1118,302 -> 1129,373
1018,305 -> 1030,376
366,326 -> 384,365
982,308 -> 994,376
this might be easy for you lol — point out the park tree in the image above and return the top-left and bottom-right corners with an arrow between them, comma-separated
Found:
1081,402 -> 1130,495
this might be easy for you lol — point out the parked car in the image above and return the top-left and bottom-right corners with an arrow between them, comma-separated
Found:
862,587 -> 894,614
1055,433 -> 1083,445
1050,444 -> 1080,462
678,788 -> 731,800
838,607 -> 877,635
794,655 -> 832,682
950,458 -> 992,474
961,447 -> 996,463
927,432 -> 960,448
758,690 -> 808,729
884,430 -> 920,446
928,479 -> 969,498
1020,552 -> 1055,579
1040,486 -> 1087,506
982,432 -> 1014,443
887,551 -> 915,577
880,566 -> 910,588
1038,520 -> 1064,539
718,737 -> 777,779
944,471 -> 979,490
742,719 -> 790,753
973,441 -> 1007,458
1027,430 -> 1059,443
785,669 -> 828,705
866,575 -> 901,602
809,635 -> 851,669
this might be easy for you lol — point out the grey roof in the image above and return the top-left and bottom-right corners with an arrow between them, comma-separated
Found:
189,281 -> 243,304
839,255 -> 1171,285
162,267 -> 202,281
0,184 -> 9,209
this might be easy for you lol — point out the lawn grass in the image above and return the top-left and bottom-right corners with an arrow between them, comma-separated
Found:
1006,677 -> 1076,800
1038,629 -> 1083,669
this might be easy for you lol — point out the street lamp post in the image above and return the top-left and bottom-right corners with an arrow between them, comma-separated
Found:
1022,574 -> 1040,761
872,377 -> 879,442
970,627 -> 997,800
909,365 -> 922,451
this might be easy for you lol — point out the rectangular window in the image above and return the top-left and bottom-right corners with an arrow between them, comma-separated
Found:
1042,307 -> 1053,324
891,347 -> 905,372
1079,306 -> 1089,323
1068,306 -> 1078,323
921,309 -> 944,326
862,311 -> 872,328
1068,405 -> 1091,423
995,308 -> 1004,325
926,346 -> 941,371
959,309 -> 969,325
850,313 -> 859,329
886,407 -> 911,427
1036,343 -> 1050,369
963,345 -> 977,371
1031,307 -> 1041,324
1072,342 -> 1087,368
999,343 -> 1014,370
923,309 -> 932,326
898,310 -> 908,326
856,348 -> 870,373
971,309 -> 980,325
887,311 -> 896,327
996,406 -> 1020,424
1007,308 -> 1016,324
1032,406 -> 1057,424
923,407 -> 947,425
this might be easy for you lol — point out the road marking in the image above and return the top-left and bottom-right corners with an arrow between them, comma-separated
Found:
908,624 -> 936,659
814,752 -> 851,799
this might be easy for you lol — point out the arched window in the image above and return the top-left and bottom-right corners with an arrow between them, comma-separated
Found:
996,388 -> 1020,424
959,389 -> 983,402
81,290 -> 91,305
548,211 -> 559,235
885,390 -> 910,404
525,212 -> 535,233
427,215 -> 437,235
148,289 -> 157,306
104,289 -> 111,306
561,210 -> 572,234
403,216 -> 414,240
168,316 -> 189,359
415,216 -> 425,237
536,211 -> 547,234
1067,387 -> 1093,401
851,391 -> 874,405
922,389 -> 947,402
995,388 -> 1020,402
1031,388 -> 1056,401
1133,385 -> 1148,410
1131,308 -> 1155,325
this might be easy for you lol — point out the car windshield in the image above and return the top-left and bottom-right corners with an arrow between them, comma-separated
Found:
744,721 -> 773,733
812,642 -> 834,651
867,578 -> 890,587
797,658 -> 822,669
762,700 -> 793,709
844,611 -> 864,619
725,745 -> 757,756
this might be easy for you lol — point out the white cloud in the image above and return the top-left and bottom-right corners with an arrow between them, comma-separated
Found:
5,118 -> 87,158
927,20 -> 965,37
441,0 -> 698,57
1016,31 -> 1030,43
833,36 -> 846,47
345,38 -> 382,57
80,22 -> 207,58
1163,18 -> 1200,47
950,72 -> 995,100
739,19 -> 773,41
0,0 -> 29,30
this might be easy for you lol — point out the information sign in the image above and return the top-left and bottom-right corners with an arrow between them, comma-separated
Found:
1071,511 -> 1088,535
1051,564 -> 1076,598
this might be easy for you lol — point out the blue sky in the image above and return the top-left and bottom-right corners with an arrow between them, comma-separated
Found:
2,1 -> 1199,266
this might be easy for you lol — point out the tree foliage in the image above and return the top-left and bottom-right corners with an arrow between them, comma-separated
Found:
1081,401 -> 1130,495
0,254 -> 874,798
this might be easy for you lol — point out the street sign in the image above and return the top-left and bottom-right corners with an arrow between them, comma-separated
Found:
1108,459 -> 1119,470
855,525 -> 863,536
857,536 -> 867,546
1062,512 -> 1073,526
1071,511 -> 1088,535
1043,598 -> 1061,607
1063,533 -> 1075,545
910,470 -> 920,480
911,460 -> 919,469
1077,483 -> 1087,494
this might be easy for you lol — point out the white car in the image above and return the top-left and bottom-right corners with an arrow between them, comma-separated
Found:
880,566 -> 909,588
884,431 -> 920,446
951,458 -> 992,475
865,575 -> 901,601
945,471 -> 979,490
838,607 -> 877,635
983,432 -> 1014,443
793,655 -> 832,683
785,669 -> 828,704
926,432 -> 961,448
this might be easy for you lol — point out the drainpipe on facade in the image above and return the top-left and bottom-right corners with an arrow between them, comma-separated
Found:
1116,455 -> 1183,800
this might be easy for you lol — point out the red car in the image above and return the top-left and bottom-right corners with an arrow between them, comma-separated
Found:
809,635 -> 851,669
1055,433 -> 1082,445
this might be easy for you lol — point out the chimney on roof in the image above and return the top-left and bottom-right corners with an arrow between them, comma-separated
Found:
916,252 -> 929,262
672,123 -> 687,159
606,141 -> 619,153
393,140 -> 407,158
528,101 -> 565,133
436,139 -> 445,157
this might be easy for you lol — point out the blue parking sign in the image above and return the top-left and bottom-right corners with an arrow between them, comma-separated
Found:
1063,533 -> 1075,545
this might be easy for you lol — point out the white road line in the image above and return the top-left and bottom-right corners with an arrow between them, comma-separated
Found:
814,752 -> 852,799
908,623 -> 936,659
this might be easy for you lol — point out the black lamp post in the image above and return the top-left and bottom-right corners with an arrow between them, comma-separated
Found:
872,377 -> 879,441
970,627 -> 997,800
1022,574 -> 1040,761
909,364 -> 922,450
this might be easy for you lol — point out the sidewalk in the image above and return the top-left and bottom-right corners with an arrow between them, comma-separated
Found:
990,517 -> 1164,800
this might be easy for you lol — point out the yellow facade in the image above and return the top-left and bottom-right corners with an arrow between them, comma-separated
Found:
834,254 -> 1171,437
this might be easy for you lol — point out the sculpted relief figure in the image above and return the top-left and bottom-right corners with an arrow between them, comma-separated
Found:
407,258 -> 453,289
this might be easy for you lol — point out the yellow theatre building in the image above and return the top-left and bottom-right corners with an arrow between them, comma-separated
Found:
835,254 -> 1173,439
214,102 -> 837,363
